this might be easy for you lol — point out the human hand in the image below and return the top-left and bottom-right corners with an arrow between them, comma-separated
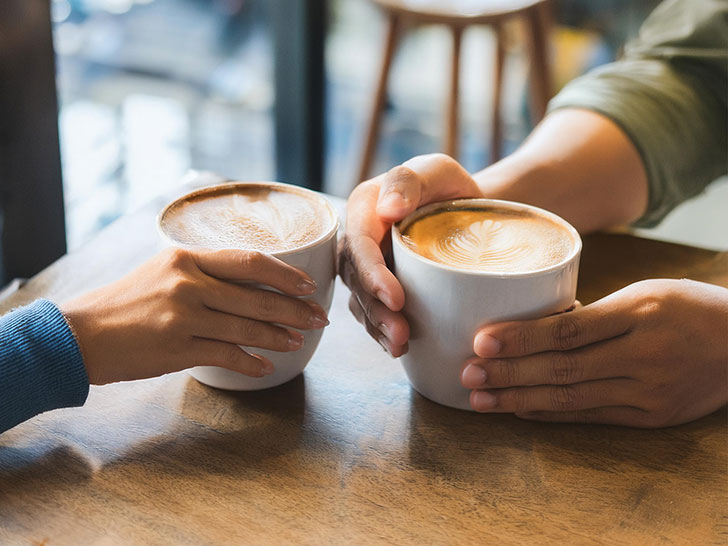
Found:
339,153 -> 483,356
460,279 -> 728,427
61,248 -> 329,385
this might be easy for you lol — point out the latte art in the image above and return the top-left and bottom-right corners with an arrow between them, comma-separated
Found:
161,184 -> 333,253
401,208 -> 573,273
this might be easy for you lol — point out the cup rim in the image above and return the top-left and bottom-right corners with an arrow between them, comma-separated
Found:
157,181 -> 340,256
392,198 -> 582,278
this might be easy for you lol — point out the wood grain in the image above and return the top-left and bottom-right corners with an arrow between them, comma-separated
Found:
1,181 -> 726,545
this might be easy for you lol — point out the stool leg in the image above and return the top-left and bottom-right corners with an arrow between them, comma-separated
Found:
490,23 -> 505,163
357,13 -> 400,184
445,25 -> 463,160
524,2 -> 553,125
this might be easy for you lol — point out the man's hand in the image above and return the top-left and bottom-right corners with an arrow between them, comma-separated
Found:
62,247 -> 329,385
339,153 -> 483,356
460,279 -> 728,427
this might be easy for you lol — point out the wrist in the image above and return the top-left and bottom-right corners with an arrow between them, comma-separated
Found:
472,151 -> 554,206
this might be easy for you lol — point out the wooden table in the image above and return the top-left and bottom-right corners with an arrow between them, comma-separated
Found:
1,180 -> 727,545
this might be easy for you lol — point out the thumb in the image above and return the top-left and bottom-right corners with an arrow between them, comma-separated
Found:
376,153 -> 481,222
375,165 -> 423,222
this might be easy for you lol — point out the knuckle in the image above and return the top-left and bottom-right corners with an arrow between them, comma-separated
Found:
221,344 -> 244,366
387,164 -> 418,182
295,300 -> 313,323
504,389 -> 528,413
240,250 -> 265,273
515,327 -> 532,355
430,152 -> 457,169
167,275 -> 197,300
354,180 -> 377,197
634,296 -> 663,324
493,360 -> 517,387
252,290 -> 277,318
240,318 -> 261,341
158,308 -> 185,332
275,327 -> 291,346
550,385 -> 581,411
166,247 -> 194,270
551,317 -> 582,350
548,351 -> 580,384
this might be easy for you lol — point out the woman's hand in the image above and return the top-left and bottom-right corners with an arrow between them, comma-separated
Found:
460,279 -> 728,427
61,247 -> 329,385
339,153 -> 483,356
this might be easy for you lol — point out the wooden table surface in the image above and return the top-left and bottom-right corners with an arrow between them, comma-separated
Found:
1,178 -> 727,545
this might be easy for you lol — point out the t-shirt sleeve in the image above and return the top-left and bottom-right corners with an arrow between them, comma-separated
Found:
547,0 -> 728,227
0,299 -> 89,433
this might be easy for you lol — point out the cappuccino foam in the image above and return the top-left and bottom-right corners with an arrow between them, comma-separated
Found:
161,185 -> 332,253
400,207 -> 573,273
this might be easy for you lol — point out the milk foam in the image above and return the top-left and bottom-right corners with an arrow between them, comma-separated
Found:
162,186 -> 331,252
401,208 -> 573,273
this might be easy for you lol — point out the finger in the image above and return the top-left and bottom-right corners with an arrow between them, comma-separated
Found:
460,336 -> 634,389
202,280 -> 328,330
348,295 -> 408,357
516,407 -> 654,428
191,338 -> 275,377
468,378 -> 639,413
343,182 -> 405,311
191,248 -> 317,296
473,295 -> 633,358
376,154 -> 481,221
355,289 -> 410,347
375,165 -> 423,221
342,258 -> 410,346
339,234 -> 404,311
194,310 -> 305,353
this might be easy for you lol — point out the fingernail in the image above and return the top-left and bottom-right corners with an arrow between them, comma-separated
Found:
474,332 -> 501,357
377,334 -> 391,355
461,364 -> 486,388
378,192 -> 406,211
261,360 -> 275,375
377,290 -> 395,310
471,391 -> 497,412
288,332 -> 304,350
306,301 -> 329,328
297,278 -> 317,294
308,313 -> 329,329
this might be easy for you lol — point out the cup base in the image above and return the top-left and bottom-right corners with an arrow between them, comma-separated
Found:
406,378 -> 474,411
189,366 -> 303,391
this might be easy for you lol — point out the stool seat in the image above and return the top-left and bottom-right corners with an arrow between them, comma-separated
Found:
374,0 -> 545,23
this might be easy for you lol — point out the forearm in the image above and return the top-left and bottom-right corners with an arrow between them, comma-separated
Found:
472,108 -> 648,234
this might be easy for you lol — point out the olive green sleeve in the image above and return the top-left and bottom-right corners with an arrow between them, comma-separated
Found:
547,0 -> 728,227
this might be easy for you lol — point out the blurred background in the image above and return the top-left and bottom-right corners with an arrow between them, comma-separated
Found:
4,0 -> 728,272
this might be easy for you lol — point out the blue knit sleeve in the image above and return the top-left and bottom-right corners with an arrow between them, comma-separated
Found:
0,299 -> 89,433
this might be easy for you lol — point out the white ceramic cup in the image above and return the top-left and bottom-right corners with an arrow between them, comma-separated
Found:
391,198 -> 582,410
158,181 -> 340,390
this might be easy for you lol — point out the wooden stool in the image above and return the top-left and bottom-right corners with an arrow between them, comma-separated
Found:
358,0 -> 553,182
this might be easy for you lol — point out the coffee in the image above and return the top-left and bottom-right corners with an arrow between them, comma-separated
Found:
400,206 -> 574,273
160,183 -> 334,253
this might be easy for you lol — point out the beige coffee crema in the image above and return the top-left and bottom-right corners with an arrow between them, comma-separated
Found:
400,207 -> 574,273
161,185 -> 332,253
